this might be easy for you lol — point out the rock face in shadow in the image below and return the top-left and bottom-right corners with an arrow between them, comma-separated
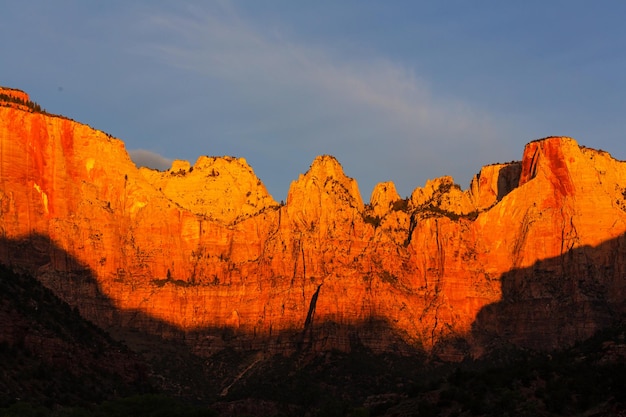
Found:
0,262 -> 151,406
471,233 -> 626,354
1,89 -> 626,358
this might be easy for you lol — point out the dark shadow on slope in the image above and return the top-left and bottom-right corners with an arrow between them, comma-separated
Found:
496,162 -> 521,201
471,232 -> 626,353
0,233 -> 238,402
0,233 -> 430,410
3,231 -> 626,413
4,231 -> 626,360
0,264 -> 153,408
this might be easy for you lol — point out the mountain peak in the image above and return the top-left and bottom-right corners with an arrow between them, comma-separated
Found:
286,155 -> 363,212
308,154 -> 347,178
139,155 -> 278,224
1,88 -> 626,361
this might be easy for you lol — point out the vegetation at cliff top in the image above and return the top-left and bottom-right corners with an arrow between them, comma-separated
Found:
0,92 -> 115,138
0,93 -> 46,114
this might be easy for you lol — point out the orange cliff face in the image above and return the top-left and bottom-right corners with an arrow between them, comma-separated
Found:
1,91 -> 626,358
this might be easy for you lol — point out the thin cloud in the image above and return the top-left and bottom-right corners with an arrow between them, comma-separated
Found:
135,3 -> 513,197
145,9 -> 494,137
129,149 -> 172,171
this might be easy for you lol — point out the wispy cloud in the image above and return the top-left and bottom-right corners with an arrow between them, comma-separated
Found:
129,149 -> 172,171
136,3 -> 513,197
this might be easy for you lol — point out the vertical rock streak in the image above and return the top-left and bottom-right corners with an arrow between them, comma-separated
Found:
1,92 -> 626,355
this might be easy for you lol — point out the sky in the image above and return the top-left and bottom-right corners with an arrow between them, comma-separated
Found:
3,1 -> 626,201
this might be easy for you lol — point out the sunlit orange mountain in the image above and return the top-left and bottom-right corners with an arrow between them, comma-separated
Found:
1,86 -> 625,359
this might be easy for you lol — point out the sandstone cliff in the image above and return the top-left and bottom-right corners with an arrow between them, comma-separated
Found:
1,88 -> 625,358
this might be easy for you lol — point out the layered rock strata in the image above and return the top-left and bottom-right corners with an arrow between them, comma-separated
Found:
1,89 -> 625,358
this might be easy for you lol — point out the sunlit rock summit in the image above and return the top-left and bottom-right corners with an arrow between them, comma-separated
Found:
1,86 -> 625,360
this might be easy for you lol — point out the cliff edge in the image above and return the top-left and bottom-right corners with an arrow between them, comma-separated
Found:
1,89 -> 625,359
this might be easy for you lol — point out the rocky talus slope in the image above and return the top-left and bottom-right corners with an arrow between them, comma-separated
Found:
1,86 -> 625,359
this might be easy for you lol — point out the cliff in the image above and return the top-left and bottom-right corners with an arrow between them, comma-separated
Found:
1,89 -> 626,359
0,264 -> 150,406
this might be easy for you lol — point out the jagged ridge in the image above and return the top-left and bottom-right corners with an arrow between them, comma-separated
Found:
1,88 -> 626,361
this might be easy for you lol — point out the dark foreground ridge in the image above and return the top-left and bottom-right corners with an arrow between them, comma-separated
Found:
0,264 -> 151,408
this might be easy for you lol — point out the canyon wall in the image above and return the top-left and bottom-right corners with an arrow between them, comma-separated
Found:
1,89 -> 626,358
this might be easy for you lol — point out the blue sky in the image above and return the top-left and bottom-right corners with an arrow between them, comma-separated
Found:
3,1 -> 626,200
